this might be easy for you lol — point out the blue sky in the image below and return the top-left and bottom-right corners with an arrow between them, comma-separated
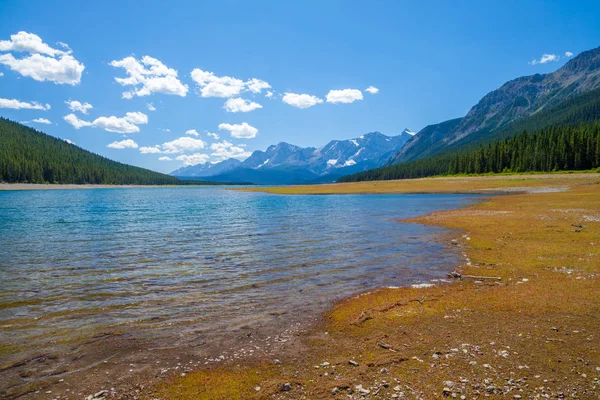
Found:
1,0 -> 599,173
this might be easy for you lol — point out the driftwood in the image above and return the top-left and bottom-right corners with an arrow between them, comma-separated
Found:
462,275 -> 502,281
377,342 -> 397,352
448,271 -> 501,281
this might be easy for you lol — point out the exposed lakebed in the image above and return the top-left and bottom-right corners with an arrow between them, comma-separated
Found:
0,187 -> 479,397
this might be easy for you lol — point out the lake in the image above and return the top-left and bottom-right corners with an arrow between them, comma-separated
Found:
0,187 -> 478,396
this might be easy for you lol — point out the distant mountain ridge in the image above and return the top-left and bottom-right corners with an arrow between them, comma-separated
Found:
172,130 -> 414,184
391,45 -> 600,164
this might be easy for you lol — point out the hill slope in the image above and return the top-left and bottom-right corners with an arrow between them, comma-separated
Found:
0,118 -> 180,185
341,88 -> 600,182
391,45 -> 600,164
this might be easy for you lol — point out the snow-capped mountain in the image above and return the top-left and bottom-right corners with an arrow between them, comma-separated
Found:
172,129 -> 414,184
171,158 -> 242,177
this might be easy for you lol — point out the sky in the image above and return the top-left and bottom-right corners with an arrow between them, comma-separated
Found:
1,1 -> 599,173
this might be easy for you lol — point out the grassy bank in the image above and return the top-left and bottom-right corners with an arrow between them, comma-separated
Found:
155,174 -> 600,399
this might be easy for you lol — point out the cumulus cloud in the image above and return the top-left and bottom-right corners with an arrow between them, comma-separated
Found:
161,137 -> 206,154
139,145 -> 162,154
218,122 -> 258,139
0,31 -> 84,85
530,53 -> 559,65
206,132 -> 219,139
210,140 -> 252,160
175,153 -> 210,166
0,72 -> 4,77
190,68 -> 270,98
282,92 -> 323,109
123,111 -> 148,125
246,78 -> 271,94
159,156 -> 172,161
146,103 -> 156,111
88,116 -> 139,133
31,118 -> 52,124
365,86 -> 379,94
565,51 -> 574,57
0,31 -> 63,56
107,139 -> 139,149
224,97 -> 263,113
110,55 -> 189,98
0,98 -> 50,110
185,129 -> 200,136
265,91 -> 274,98
66,100 -> 92,114
63,113 -> 92,129
326,89 -> 363,104
63,111 -> 148,133
139,137 -> 206,155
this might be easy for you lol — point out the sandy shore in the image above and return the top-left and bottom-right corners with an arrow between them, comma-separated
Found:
3,173 -> 599,399
156,173 -> 600,399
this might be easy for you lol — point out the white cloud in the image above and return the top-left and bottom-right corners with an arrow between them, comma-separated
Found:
210,140 -> 252,160
161,128 -> 171,132
206,132 -> 219,139
218,122 -> 258,139
565,51 -> 574,57
246,78 -> 271,93
0,31 -> 64,56
326,89 -> 363,104
123,111 -> 148,125
0,98 -> 50,110
147,103 -> 156,111
265,90 -> 274,98
0,72 -> 4,77
66,100 -> 92,114
282,92 -> 323,109
0,32 -> 84,85
175,153 -> 210,166
365,86 -> 379,94
64,138 -> 75,145
530,53 -> 559,65
31,118 -> 51,124
224,97 -> 263,113
110,55 -> 188,98
63,113 -> 92,129
191,69 -> 246,98
185,129 -> 200,136
190,68 -> 270,98
107,139 -> 139,149
162,137 -> 206,154
91,116 -> 141,133
63,111 -> 148,134
139,145 -> 162,154
159,156 -> 172,161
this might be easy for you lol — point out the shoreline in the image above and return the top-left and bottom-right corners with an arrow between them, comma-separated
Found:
155,173 -> 600,399
0,183 -> 212,190
0,188 -> 474,399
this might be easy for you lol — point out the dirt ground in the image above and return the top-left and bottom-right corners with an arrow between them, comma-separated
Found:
152,174 -> 600,399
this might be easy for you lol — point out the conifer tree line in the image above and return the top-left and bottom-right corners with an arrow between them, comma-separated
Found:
339,122 -> 600,182
0,118 -> 180,184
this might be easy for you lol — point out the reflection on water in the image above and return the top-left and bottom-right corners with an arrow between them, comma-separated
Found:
0,187 -> 477,362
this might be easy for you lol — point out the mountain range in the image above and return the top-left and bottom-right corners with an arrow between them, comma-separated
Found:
390,45 -> 600,164
172,130 -> 415,184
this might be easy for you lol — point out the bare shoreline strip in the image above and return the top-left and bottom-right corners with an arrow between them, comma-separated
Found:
0,183 -> 212,191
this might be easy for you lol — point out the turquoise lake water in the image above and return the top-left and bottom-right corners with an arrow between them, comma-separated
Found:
0,187 -> 478,364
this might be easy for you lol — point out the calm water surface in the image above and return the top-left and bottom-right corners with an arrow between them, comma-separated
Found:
0,187 -> 478,361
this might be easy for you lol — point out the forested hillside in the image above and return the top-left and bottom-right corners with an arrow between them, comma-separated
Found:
0,118 -> 180,184
339,123 -> 600,182
391,45 -> 600,164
